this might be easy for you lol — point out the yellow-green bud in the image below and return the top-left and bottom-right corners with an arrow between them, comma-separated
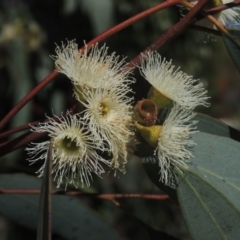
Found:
133,99 -> 158,126
134,122 -> 162,148
147,86 -> 173,110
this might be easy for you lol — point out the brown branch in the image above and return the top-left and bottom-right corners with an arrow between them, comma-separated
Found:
0,106 -> 77,156
0,121 -> 38,140
183,0 -> 240,47
0,189 -> 169,200
0,131 -> 46,157
0,104 -> 77,141
128,0 -> 209,67
0,71 -> 58,133
205,0 -> 240,14
190,25 -> 221,36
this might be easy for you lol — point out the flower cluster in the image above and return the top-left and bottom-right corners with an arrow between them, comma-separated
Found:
27,40 -> 134,188
136,51 -> 209,185
26,41 -> 209,188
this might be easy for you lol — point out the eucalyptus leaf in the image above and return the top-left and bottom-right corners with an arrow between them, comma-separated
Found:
0,174 -> 120,240
193,113 -> 240,141
222,28 -> 240,73
193,113 -> 230,137
177,132 -> 240,240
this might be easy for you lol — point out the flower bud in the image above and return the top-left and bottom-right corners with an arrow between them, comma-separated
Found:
133,99 -> 158,126
147,86 -> 173,110
134,122 -> 162,148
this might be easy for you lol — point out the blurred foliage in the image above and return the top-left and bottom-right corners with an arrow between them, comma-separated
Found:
0,0 -> 240,239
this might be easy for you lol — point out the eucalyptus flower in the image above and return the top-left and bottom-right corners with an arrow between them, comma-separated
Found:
51,40 -> 133,90
139,51 -> 209,109
26,112 -> 109,188
76,86 -> 134,173
135,104 -> 197,186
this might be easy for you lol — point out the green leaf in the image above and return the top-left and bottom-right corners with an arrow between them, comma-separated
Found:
193,113 -> 240,141
0,174 -> 120,240
222,28 -> 240,73
177,132 -> 240,240
193,113 -> 230,137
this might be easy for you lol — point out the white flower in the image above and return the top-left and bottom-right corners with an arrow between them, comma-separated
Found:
139,51 -> 209,109
26,112 -> 110,188
156,104 -> 197,185
76,86 -> 134,173
51,40 -> 133,89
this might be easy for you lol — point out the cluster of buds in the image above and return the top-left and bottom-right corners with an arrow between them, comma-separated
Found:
26,41 -> 209,188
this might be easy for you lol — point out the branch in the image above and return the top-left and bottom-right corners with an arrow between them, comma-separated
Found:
206,0 -> 240,15
0,131 -> 46,157
182,0 -> 240,47
0,189 -> 169,200
0,121 -> 38,140
128,0 -> 209,67
190,25 -> 221,36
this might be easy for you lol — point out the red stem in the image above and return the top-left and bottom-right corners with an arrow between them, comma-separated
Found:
0,189 -> 169,200
0,0 -> 180,133
0,121 -> 38,140
0,105 -> 77,140
0,71 -> 57,133
0,132 -> 46,157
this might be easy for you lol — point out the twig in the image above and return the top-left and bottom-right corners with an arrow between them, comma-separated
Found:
0,189 -> 169,200
128,0 -> 209,67
205,0 -> 240,15
190,25 -> 221,36
182,0 -> 240,47
0,121 -> 38,140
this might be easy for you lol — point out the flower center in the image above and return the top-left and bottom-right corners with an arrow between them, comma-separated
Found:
100,102 -> 109,116
100,98 -> 116,119
62,137 -> 79,152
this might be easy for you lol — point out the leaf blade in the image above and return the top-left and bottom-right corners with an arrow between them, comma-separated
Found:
177,132 -> 240,240
0,174 -> 120,240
